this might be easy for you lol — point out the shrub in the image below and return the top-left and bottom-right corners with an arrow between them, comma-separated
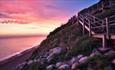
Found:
65,36 -> 101,59
78,55 -> 110,70
76,37 -> 100,55
87,55 -> 110,70
96,8 -> 115,19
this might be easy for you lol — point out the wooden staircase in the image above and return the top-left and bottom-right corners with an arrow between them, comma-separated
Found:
78,13 -> 115,49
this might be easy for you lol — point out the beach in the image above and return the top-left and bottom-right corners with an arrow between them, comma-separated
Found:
0,47 -> 36,70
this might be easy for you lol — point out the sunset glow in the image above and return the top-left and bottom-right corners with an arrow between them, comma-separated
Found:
0,0 -> 99,36
0,23 -> 58,36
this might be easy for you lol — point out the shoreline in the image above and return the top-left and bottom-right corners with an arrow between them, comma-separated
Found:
0,46 -> 37,62
0,46 -> 37,70
0,52 -> 21,62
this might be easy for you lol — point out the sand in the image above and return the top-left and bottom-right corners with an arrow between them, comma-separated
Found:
0,47 -> 36,70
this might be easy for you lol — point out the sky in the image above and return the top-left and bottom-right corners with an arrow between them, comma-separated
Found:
0,0 -> 99,36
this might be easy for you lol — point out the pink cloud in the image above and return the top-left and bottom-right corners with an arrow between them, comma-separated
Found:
0,0 -> 69,25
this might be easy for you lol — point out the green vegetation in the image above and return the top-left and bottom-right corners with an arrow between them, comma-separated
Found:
65,36 -> 101,59
47,15 -> 77,38
16,0 -> 115,70
88,55 -> 109,66
96,8 -> 115,19
77,55 -> 110,70
31,15 -> 101,60
31,16 -> 83,59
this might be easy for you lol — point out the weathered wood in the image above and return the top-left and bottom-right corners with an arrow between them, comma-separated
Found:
88,19 -> 92,37
105,17 -> 110,39
102,34 -> 106,48
79,20 -> 95,34
77,0 -> 115,49
82,19 -> 85,35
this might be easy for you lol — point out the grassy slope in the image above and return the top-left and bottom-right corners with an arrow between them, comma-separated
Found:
30,2 -> 115,60
96,8 -> 115,19
30,16 -> 101,60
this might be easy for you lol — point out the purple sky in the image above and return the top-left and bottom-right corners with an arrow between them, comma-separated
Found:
0,0 -> 99,24
0,0 -> 99,35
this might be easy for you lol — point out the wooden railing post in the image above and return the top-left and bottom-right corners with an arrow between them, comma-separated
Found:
105,17 -> 110,39
102,34 -> 106,49
89,19 -> 91,37
82,19 -> 85,35
102,20 -> 104,32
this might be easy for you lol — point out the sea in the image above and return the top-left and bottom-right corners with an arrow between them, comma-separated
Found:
0,36 -> 46,61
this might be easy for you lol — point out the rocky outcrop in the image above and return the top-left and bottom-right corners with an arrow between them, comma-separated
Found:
15,47 -> 115,70
58,63 -> 71,70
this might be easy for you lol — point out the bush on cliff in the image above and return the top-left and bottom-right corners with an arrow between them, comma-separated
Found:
65,36 -> 101,59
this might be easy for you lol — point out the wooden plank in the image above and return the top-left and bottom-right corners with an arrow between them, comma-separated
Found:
93,34 -> 104,38
79,20 -> 95,34
105,17 -> 110,39
102,34 -> 106,48
88,19 -> 91,37
82,19 -> 85,35
111,35 -> 115,39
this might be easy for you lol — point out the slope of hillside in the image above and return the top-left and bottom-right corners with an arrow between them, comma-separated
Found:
14,15 -> 115,70
10,0 -> 115,70
30,16 -> 100,59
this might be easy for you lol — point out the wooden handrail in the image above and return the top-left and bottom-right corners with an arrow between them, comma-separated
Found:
78,12 -> 115,35
78,0 -> 115,48
78,13 -> 103,26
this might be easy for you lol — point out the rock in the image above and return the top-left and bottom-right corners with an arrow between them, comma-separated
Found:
70,57 -> 78,64
87,67 -> 94,70
50,47 -> 64,55
89,53 -> 95,57
46,64 -> 55,70
47,54 -> 56,63
33,59 -> 37,62
58,63 -> 71,70
71,61 -> 79,70
104,65 -> 113,70
27,60 -> 33,65
47,53 -> 53,61
16,65 -> 23,70
89,50 -> 102,57
112,59 -> 115,65
98,48 -> 111,54
79,56 -> 88,63
36,59 -> 40,62
111,59 -> 115,70
40,58 -> 47,64
104,50 -> 115,56
46,47 -> 66,63
15,62 -> 27,70
56,62 -> 64,68
44,52 -> 50,58
77,54 -> 83,59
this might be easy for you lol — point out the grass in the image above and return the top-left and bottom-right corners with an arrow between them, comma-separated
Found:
96,8 -> 115,19
64,35 -> 101,59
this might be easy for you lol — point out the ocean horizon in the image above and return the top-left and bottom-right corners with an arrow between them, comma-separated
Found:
0,36 -> 46,61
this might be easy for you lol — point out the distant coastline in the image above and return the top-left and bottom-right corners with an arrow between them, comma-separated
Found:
0,34 -> 47,39
0,47 -> 36,70
0,47 -> 35,62
0,35 -> 45,63
0,46 -> 37,62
